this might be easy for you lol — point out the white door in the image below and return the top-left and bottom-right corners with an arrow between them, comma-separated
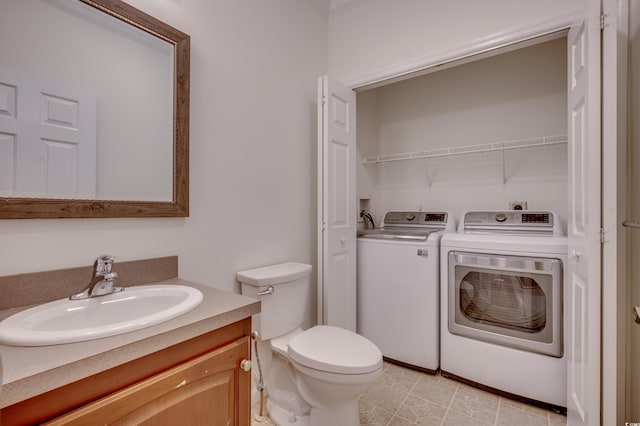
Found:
0,66 -> 96,199
566,4 -> 602,425
317,75 -> 357,331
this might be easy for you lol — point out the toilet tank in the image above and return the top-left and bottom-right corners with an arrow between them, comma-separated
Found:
237,262 -> 312,340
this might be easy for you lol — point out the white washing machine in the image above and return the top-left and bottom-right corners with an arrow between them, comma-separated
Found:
440,210 -> 567,408
357,211 -> 455,372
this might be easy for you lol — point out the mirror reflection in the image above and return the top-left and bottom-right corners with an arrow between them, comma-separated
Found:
0,0 -> 174,201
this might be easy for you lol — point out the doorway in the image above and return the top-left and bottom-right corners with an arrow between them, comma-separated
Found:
355,36 -> 568,232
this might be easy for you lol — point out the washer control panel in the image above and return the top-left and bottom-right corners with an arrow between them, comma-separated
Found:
384,212 -> 448,225
383,211 -> 448,226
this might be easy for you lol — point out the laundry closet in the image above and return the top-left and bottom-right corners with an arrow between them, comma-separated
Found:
355,36 -> 568,229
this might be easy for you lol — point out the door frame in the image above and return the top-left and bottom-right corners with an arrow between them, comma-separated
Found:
347,14 -> 580,92
601,0 -> 629,424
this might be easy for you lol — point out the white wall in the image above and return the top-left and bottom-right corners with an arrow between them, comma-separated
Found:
357,38 -> 568,230
0,0 -> 328,327
329,0 -> 580,86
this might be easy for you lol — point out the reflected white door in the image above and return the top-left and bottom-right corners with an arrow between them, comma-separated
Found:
566,6 -> 602,426
0,66 -> 96,198
317,75 -> 357,331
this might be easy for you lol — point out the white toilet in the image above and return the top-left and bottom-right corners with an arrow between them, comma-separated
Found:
237,262 -> 382,426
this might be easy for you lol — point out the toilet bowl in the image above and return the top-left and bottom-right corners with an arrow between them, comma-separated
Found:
237,263 -> 382,426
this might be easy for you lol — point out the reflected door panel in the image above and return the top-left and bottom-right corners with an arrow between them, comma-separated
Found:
0,66 -> 96,198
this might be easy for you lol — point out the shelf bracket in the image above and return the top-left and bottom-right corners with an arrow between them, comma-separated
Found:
423,158 -> 434,188
502,149 -> 507,186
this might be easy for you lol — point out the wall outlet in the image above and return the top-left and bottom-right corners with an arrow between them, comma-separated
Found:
509,201 -> 527,210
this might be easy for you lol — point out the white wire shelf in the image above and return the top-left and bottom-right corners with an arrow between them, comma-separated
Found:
361,134 -> 568,164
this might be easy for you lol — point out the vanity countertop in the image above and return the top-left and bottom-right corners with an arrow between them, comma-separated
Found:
0,279 -> 260,408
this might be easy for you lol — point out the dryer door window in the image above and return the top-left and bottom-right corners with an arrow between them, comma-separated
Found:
459,271 -> 547,333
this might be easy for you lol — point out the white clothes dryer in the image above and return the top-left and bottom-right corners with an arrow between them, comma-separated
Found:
357,211 -> 455,372
440,210 -> 567,408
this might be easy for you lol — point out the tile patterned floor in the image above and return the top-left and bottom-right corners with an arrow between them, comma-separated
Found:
251,361 -> 567,426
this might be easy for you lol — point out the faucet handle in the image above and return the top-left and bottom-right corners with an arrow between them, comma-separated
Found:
95,255 -> 115,275
103,272 -> 118,281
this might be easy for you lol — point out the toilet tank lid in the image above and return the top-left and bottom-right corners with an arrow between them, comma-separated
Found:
236,262 -> 312,286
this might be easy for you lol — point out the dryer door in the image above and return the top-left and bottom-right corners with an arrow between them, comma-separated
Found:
448,251 -> 563,357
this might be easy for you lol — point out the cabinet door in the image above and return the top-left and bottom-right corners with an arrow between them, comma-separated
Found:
45,336 -> 250,426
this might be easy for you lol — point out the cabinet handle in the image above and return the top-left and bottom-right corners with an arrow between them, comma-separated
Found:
240,359 -> 252,372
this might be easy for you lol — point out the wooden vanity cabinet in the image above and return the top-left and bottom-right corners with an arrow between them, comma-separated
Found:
46,336 -> 250,425
1,319 -> 252,426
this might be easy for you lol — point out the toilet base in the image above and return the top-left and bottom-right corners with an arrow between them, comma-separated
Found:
266,398 -> 359,426
308,402 -> 360,426
267,398 -> 309,426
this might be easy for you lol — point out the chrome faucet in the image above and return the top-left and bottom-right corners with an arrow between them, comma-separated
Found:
70,255 -> 124,300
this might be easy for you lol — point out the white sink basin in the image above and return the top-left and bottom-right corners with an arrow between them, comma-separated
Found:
0,284 -> 203,346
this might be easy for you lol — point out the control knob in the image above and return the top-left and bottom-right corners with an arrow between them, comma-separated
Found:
406,214 -> 416,221
495,213 -> 507,223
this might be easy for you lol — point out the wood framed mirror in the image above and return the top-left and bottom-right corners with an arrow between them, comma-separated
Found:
0,0 -> 189,219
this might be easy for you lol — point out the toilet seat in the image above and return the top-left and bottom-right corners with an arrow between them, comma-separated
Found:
287,325 -> 382,374
270,328 -> 304,356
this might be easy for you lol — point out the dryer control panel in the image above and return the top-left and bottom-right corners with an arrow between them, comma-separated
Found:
461,211 -> 562,236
